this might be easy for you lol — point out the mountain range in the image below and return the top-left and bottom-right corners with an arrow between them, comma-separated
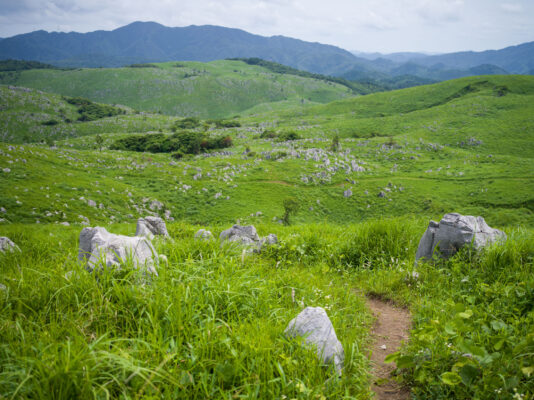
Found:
0,21 -> 533,83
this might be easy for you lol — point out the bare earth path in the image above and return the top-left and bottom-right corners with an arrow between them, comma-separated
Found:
367,297 -> 412,400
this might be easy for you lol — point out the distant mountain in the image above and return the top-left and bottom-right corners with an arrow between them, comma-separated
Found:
0,21 -> 369,76
409,41 -> 534,74
352,51 -> 436,63
0,21 -> 530,88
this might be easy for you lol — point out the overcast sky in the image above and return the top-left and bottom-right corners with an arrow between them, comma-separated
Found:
0,0 -> 533,53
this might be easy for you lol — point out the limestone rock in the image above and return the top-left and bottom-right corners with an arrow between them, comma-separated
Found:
136,216 -> 169,239
78,227 -> 158,275
0,237 -> 20,253
220,224 -> 260,246
195,229 -> 214,240
415,213 -> 506,262
285,307 -> 344,373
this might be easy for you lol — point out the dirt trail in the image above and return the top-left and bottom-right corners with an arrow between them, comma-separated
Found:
367,297 -> 412,400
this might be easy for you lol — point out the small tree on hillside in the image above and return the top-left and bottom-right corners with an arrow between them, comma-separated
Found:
330,134 -> 340,152
282,197 -> 300,225
95,134 -> 104,151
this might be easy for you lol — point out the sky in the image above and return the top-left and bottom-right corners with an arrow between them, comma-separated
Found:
0,0 -> 533,54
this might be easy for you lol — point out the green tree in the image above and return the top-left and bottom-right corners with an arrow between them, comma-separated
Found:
282,197 -> 300,225
330,134 -> 340,152
95,134 -> 104,151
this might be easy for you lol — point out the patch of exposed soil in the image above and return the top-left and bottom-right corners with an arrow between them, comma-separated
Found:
367,297 -> 412,400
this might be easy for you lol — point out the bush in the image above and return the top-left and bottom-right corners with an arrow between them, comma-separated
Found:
282,197 -> 300,225
277,131 -> 301,141
259,130 -> 277,139
172,117 -> 201,130
110,132 -> 232,155
42,119 -> 59,126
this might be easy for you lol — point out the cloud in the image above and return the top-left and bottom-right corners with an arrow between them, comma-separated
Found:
0,0 -> 532,53
501,3 -> 522,13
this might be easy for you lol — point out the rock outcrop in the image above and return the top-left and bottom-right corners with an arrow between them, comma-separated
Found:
0,237 -> 20,253
415,213 -> 506,262
220,224 -> 260,246
135,216 -> 169,239
78,227 -> 158,275
220,224 -> 278,252
285,307 -> 344,374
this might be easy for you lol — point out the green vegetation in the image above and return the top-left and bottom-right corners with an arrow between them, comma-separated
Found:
0,60 -> 355,119
231,58 -> 379,94
109,131 -> 232,155
0,59 -> 61,72
0,72 -> 533,398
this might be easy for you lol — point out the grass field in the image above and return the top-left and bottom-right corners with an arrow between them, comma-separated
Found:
0,71 -> 533,399
0,60 -> 355,119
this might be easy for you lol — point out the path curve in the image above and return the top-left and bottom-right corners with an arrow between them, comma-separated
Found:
367,297 -> 412,400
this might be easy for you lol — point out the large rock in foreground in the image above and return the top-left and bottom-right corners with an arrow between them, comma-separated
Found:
285,306 -> 344,374
0,237 -> 20,253
79,227 -> 158,275
135,216 -> 169,239
415,213 -> 506,262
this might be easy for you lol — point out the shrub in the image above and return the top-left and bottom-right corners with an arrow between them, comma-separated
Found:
282,197 -> 300,225
277,131 -> 300,141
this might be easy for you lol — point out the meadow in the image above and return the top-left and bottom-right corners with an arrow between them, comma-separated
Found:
0,70 -> 533,399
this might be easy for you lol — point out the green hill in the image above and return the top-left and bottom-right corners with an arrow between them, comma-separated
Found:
0,60 -> 356,119
0,75 -> 532,226
0,74 -> 533,400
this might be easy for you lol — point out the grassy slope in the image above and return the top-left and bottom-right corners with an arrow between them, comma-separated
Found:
0,85 -> 175,143
0,75 -> 533,399
0,60 -> 353,119
0,220 -> 531,399
1,75 -> 532,226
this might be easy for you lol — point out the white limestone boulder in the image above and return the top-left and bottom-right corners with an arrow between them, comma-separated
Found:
0,237 -> 20,253
78,227 -> 158,275
285,306 -> 344,374
415,213 -> 506,262
135,216 -> 169,239
220,224 -> 260,246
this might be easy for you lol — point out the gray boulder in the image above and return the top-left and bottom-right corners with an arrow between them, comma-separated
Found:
220,224 -> 260,246
343,189 -> 352,198
415,213 -> 506,262
195,229 -> 214,241
285,307 -> 344,374
0,237 -> 20,253
78,227 -> 158,275
135,216 -> 169,239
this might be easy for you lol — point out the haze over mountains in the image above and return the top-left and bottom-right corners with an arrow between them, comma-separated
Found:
0,21 -> 533,85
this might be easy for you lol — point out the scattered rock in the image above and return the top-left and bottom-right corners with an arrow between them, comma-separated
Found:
0,237 -> 20,253
78,227 -> 158,275
220,224 -> 259,246
285,306 -> 344,374
378,191 -> 386,198
149,200 -> 164,211
195,229 -> 214,240
87,199 -> 97,207
415,213 -> 506,262
343,188 -> 352,198
136,216 -> 169,239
